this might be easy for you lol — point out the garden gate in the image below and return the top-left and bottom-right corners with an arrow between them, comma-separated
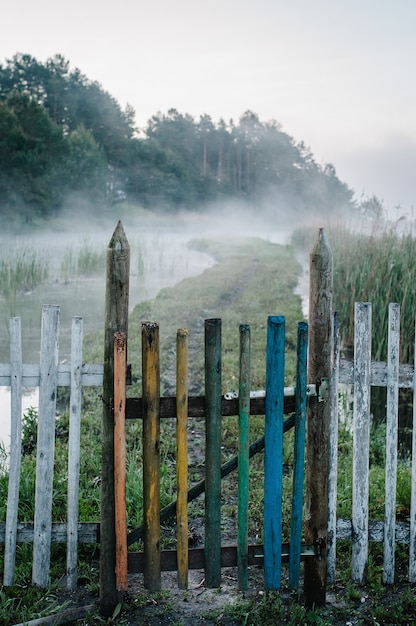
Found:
111,316 -> 313,596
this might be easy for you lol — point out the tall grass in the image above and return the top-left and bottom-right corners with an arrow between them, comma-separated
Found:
293,220 -> 416,362
60,241 -> 106,280
292,219 -> 416,520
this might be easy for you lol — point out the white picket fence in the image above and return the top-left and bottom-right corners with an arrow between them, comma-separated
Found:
2,301 -> 416,590
328,302 -> 416,585
0,305 -> 103,589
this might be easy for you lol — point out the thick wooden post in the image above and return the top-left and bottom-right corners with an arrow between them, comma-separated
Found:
100,221 -> 130,617
204,318 -> 222,588
142,322 -> 161,591
176,328 -> 189,589
327,312 -> 340,585
304,229 -> 333,607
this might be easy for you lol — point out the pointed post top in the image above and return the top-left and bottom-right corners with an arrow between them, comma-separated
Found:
311,228 -> 332,258
109,221 -> 129,251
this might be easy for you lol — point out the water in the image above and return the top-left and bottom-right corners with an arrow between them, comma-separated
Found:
0,387 -> 39,453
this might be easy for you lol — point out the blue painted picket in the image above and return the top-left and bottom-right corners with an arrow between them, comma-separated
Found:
264,315 -> 286,589
263,316 -> 309,590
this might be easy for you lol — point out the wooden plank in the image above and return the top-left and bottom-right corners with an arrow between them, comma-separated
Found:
327,313 -> 340,585
289,321 -> 308,589
114,331 -> 128,591
204,318 -> 222,588
0,362 -> 103,387
128,543 -> 316,573
237,324 -> 250,591
100,221 -> 130,617
336,518 -> 411,544
11,604 -> 97,626
352,302 -> 372,584
32,305 -> 60,588
384,303 -> 400,584
264,315 -> 285,590
66,317 -> 83,591
410,317 -> 416,582
3,317 -> 23,586
0,522 -> 100,543
304,228 -> 333,608
142,322 -> 161,591
338,358 -> 413,388
176,329 -> 189,590
124,393 -> 296,419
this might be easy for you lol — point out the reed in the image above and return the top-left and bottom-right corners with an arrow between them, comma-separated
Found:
60,241 -> 106,280
0,248 -> 49,299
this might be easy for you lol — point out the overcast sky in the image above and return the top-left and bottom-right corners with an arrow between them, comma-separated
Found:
2,0 -> 415,218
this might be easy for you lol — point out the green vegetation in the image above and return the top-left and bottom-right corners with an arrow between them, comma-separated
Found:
0,53 -> 359,222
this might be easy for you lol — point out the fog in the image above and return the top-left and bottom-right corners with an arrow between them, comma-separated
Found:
0,200 -> 309,451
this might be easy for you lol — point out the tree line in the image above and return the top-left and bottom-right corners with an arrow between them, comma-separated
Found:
0,53 -> 358,221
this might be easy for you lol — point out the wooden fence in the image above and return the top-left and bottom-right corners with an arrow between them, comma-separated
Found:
0,306 -> 103,589
1,223 -> 416,617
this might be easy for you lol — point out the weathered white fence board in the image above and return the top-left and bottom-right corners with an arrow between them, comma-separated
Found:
384,303 -> 400,584
352,302 -> 372,584
66,317 -> 83,590
338,359 -> 414,388
32,305 -> 60,587
336,518 -> 411,543
0,522 -> 100,543
0,362 -> 103,386
3,318 -> 23,585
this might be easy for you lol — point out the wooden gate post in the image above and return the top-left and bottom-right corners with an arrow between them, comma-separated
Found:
100,221 -> 130,617
142,322 -> 161,591
304,228 -> 333,607
205,318 -> 222,588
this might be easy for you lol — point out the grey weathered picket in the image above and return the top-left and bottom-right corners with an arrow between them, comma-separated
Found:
3,318 -> 23,585
66,317 -> 83,590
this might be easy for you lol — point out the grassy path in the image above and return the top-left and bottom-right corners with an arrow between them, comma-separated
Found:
124,237 -> 304,396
